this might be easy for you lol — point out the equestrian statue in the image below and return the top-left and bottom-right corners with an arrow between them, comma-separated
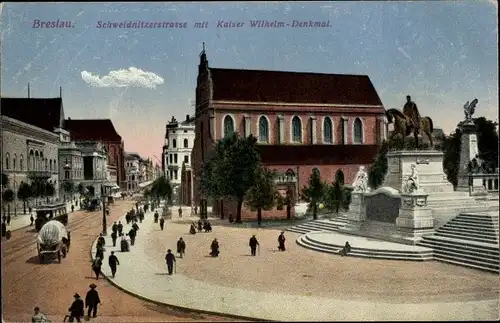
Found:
385,95 -> 434,150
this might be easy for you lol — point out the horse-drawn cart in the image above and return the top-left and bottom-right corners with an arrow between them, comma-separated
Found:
37,220 -> 70,263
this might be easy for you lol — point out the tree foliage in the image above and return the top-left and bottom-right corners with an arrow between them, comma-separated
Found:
2,189 -> 15,203
17,182 -> 32,214
201,133 -> 260,223
301,168 -> 325,220
62,181 -> 75,201
150,176 -> 173,201
323,170 -> 351,215
368,140 -> 390,190
245,166 -> 276,225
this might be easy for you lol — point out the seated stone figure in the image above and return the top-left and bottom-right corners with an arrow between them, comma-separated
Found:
352,166 -> 369,193
404,164 -> 420,194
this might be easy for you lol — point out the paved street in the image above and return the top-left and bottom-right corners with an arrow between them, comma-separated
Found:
91,207 -> 499,321
1,199 -> 234,323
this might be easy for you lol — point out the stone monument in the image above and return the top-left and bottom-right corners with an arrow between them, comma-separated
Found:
456,99 -> 485,193
346,166 -> 369,222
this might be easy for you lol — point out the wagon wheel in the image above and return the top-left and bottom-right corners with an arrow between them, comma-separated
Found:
57,250 -> 62,263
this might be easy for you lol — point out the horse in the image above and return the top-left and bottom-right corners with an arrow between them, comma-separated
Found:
385,109 -> 434,149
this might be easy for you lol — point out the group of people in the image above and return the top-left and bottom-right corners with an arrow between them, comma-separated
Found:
65,283 -> 102,322
189,219 -> 212,234
125,207 -> 144,224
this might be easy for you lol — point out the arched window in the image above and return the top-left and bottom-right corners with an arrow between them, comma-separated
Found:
335,170 -> 345,185
29,150 -> 34,170
223,115 -> 235,138
292,116 -> 302,143
35,151 -> 39,171
172,139 -> 177,148
323,117 -> 333,144
5,153 -> 10,170
258,116 -> 269,143
354,118 -> 364,144
50,160 -> 52,171
183,139 -> 189,148
53,159 -> 56,171
13,154 -> 17,170
45,158 -> 48,171
20,155 -> 24,171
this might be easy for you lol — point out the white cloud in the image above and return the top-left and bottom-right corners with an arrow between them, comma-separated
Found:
81,67 -> 164,88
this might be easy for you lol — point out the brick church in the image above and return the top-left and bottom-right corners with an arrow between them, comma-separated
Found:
191,46 -> 387,220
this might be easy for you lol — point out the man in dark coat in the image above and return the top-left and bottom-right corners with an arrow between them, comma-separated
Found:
95,243 -> 104,261
108,251 -> 120,278
85,283 -> 101,318
165,249 -> 176,275
68,293 -> 84,322
278,231 -> 286,251
177,237 -> 186,258
117,221 -> 123,235
128,228 -> 137,246
111,230 -> 118,247
92,257 -> 103,280
112,222 -> 118,234
132,222 -> 139,233
197,220 -> 202,232
210,238 -> 219,257
97,234 -> 105,248
249,235 -> 259,256
159,216 -> 165,230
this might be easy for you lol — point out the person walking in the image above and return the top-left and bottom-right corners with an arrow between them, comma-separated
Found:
159,216 -> 165,231
128,227 -> 137,246
85,283 -> 101,319
177,237 -> 186,258
249,235 -> 259,256
71,204 -> 75,213
108,251 -> 120,278
68,293 -> 84,323
165,249 -> 176,275
92,256 -> 102,280
30,214 -> 34,226
112,222 -> 118,234
117,221 -> 123,235
31,306 -> 50,323
278,231 -> 286,251
7,214 -> 11,226
111,230 -> 117,247
210,238 -> 220,257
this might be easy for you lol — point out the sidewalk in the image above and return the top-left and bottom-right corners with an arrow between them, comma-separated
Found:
91,206 -> 499,321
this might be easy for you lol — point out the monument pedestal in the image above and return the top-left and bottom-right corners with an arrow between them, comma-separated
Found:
345,192 -> 366,231
456,120 -> 480,192
396,193 -> 435,242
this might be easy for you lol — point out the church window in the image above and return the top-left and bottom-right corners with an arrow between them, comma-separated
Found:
354,118 -> 364,144
223,115 -> 235,138
292,116 -> 302,143
258,116 -> 269,143
323,117 -> 333,144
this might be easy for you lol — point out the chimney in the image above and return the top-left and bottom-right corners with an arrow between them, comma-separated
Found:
186,114 -> 190,121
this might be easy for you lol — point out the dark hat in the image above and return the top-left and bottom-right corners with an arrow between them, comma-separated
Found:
167,249 -> 172,252
73,293 -> 80,298
89,283 -> 97,289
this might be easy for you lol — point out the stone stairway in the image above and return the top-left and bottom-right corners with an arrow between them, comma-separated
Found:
286,215 -> 349,234
417,212 -> 500,274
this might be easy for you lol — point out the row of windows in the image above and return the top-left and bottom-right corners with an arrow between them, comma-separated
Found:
168,170 -> 179,180
170,138 -> 190,149
167,154 -> 189,165
223,115 -> 365,144
4,151 -> 57,172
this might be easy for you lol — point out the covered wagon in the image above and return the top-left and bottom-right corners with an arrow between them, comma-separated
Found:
37,220 -> 69,263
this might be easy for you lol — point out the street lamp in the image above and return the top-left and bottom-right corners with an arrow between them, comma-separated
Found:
101,185 -> 108,236
63,163 -> 71,202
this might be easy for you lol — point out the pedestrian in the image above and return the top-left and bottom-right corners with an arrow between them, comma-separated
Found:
7,214 -> 11,225
30,214 -> 34,226
112,222 -> 118,234
154,211 -> 159,223
97,234 -> 105,248
31,306 -> 50,323
85,283 -> 101,318
249,235 -> 259,256
108,251 -> 120,278
228,213 -> 234,223
278,231 -> 286,251
128,228 -> 137,246
339,241 -> 351,257
177,237 -> 186,258
210,238 -> 220,257
132,222 -> 139,233
120,234 -> 130,252
178,207 -> 183,218
92,256 -> 102,280
3,215 -> 6,224
197,220 -> 202,232
68,293 -> 84,323
159,216 -> 165,231
71,204 -> 75,213
165,249 -> 176,275
111,230 -> 117,247
95,243 -> 104,260
117,221 -> 123,235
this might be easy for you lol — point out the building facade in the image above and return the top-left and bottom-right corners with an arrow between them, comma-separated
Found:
125,153 -> 141,191
57,129 -> 84,202
63,118 -> 126,189
72,141 -> 111,198
191,48 -> 387,220
1,97 -> 65,212
163,115 -> 196,185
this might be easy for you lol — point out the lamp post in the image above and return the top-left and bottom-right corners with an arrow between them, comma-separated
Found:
63,163 -> 71,202
101,185 -> 107,236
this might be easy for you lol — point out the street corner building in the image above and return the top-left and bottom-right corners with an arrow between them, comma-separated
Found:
191,46 -> 388,220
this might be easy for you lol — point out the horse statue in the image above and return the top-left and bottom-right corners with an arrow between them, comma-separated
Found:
385,95 -> 434,150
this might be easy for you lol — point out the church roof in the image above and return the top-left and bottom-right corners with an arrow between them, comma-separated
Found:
209,68 -> 383,106
0,97 -> 63,132
64,119 -> 122,142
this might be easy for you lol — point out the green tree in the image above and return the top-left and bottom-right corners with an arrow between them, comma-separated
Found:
324,170 -> 351,215
17,182 -> 32,214
245,166 -> 276,225
443,129 -> 462,187
61,181 -> 75,202
2,189 -> 15,216
44,182 -> 55,200
201,133 -> 260,223
368,140 -> 390,190
150,176 -> 173,202
301,168 -> 325,220
30,181 -> 42,206
77,183 -> 85,203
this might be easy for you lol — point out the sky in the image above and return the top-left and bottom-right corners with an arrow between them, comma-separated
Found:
1,1 -> 498,161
